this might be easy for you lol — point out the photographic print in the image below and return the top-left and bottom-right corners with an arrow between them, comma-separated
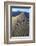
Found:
4,2 -> 35,44
10,6 -> 30,37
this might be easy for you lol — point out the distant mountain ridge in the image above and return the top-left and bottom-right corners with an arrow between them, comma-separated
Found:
11,11 -> 29,18
11,11 -> 21,16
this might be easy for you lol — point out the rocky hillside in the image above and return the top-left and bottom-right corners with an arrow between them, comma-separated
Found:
11,12 -> 29,37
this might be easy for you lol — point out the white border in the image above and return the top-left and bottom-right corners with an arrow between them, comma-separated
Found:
8,4 -> 33,42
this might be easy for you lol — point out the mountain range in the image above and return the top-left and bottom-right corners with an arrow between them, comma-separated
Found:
11,11 -> 29,18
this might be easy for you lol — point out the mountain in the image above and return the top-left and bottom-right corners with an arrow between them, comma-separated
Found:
11,11 -> 21,16
11,12 -> 29,37
24,12 -> 29,18
11,11 -> 29,18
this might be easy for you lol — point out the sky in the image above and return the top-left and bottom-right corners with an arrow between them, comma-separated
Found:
12,8 -> 31,13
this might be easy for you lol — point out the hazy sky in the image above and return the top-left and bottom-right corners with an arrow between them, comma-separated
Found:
12,8 -> 31,13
